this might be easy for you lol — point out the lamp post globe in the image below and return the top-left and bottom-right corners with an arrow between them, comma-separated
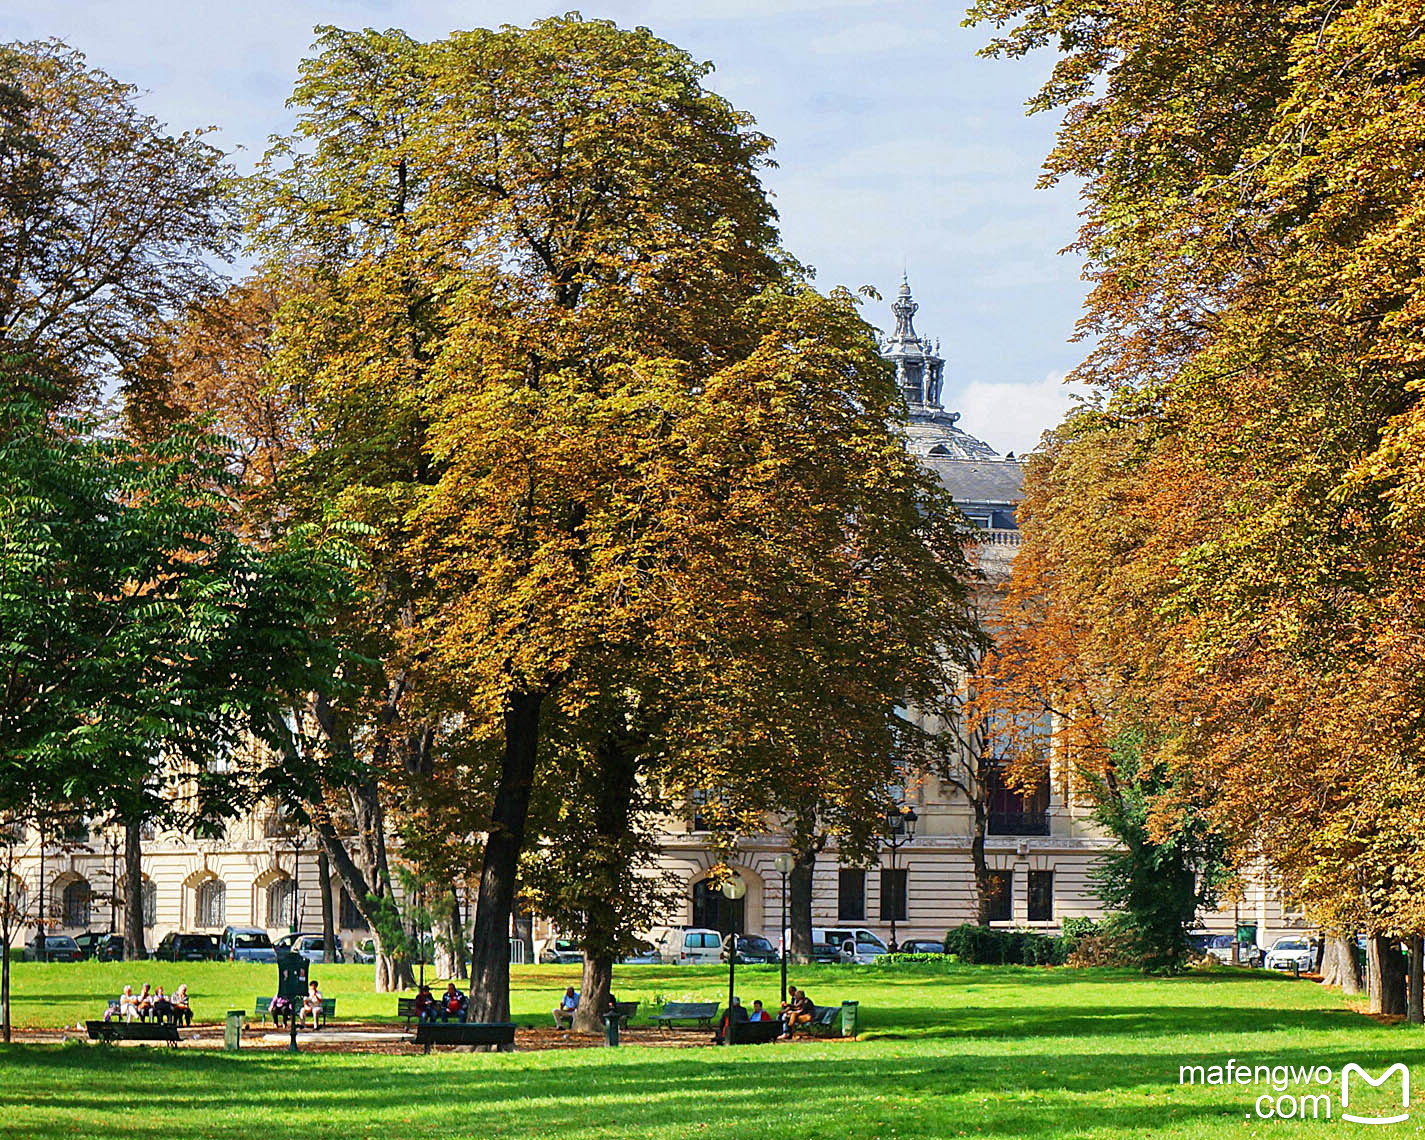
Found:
720,874 -> 747,1046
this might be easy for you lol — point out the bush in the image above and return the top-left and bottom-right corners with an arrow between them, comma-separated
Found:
943,925 -> 1070,966
876,952 -> 957,967
1065,914 -> 1140,968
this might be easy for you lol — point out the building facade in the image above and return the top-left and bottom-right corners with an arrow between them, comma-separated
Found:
6,280 -> 1302,958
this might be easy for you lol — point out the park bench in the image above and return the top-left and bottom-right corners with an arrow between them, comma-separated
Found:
611,1000 -> 639,1029
399,997 -> 477,1028
411,1021 -> 516,1053
800,1005 -> 841,1036
86,1019 -> 179,1047
255,996 -> 336,1029
727,1018 -> 780,1045
653,1001 -> 719,1030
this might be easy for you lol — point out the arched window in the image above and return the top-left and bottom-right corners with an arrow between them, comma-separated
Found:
196,879 -> 226,927
62,879 -> 91,927
339,889 -> 368,931
266,878 -> 295,927
141,879 -> 157,927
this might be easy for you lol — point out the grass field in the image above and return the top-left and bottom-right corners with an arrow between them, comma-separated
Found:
3,962 -> 1423,1139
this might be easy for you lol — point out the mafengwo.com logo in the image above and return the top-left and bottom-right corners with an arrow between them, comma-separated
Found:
1178,1059 -> 1410,1123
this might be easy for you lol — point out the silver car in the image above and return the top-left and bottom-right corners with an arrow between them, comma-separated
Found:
1264,936 -> 1314,973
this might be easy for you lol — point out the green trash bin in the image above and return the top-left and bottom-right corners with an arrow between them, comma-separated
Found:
225,1009 -> 244,1052
1236,922 -> 1258,946
840,1000 -> 859,1038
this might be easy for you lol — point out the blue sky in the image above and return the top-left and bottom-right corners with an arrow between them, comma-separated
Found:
8,0 -> 1087,454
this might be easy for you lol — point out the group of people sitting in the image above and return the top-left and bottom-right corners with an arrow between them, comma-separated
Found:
112,983 -> 193,1026
713,985 -> 816,1043
412,982 -> 469,1023
268,979 -> 327,1028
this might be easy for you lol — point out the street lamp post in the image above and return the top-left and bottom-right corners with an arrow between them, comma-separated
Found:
720,874 -> 747,1047
290,835 -> 300,935
883,807 -> 918,953
108,832 -> 119,935
773,853 -> 794,1003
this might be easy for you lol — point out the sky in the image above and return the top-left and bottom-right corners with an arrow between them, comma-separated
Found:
7,0 -> 1089,455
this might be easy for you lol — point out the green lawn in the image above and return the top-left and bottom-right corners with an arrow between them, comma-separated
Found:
3,962 -> 1423,1139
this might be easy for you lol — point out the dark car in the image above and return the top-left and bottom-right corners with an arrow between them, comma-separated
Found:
153,932 -> 219,962
900,939 -> 948,955
23,934 -> 83,962
74,931 -> 125,961
722,935 -> 779,964
809,941 -> 842,964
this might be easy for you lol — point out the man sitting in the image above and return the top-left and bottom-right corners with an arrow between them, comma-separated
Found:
777,986 -> 815,1039
118,985 -> 140,1024
713,995 -> 750,1045
413,984 -> 438,1024
300,979 -> 325,1028
170,984 -> 193,1027
151,986 -> 175,1025
553,986 -> 578,1029
438,982 -> 468,1022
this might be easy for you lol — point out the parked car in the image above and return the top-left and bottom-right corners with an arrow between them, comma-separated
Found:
537,937 -> 583,965
619,940 -> 660,965
23,934 -> 82,962
1264,936 -> 1315,973
352,938 -> 376,964
900,939 -> 948,955
274,932 -> 345,964
220,925 -> 278,963
654,927 -> 725,965
722,935 -> 779,964
152,932 -> 219,962
809,941 -> 842,963
74,931 -> 125,961
781,926 -> 890,964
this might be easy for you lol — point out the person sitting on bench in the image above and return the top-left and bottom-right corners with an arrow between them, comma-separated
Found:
554,986 -> 578,1029
118,985 -> 141,1023
300,980 -> 324,1027
438,983 -> 468,1022
171,984 -> 193,1027
777,986 -> 815,1039
151,986 -> 174,1025
713,996 -> 749,1044
269,991 -> 294,1027
413,983 -> 438,1023
748,999 -> 772,1022
136,983 -> 155,1022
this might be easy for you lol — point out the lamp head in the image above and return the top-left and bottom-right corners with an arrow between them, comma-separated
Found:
720,874 -> 748,901
773,854 -> 795,875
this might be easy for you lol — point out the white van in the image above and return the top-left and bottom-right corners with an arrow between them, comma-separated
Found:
782,926 -> 889,964
650,926 -> 725,964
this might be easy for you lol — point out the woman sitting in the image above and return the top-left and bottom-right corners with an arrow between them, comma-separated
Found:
118,985 -> 141,1023
268,992 -> 294,1027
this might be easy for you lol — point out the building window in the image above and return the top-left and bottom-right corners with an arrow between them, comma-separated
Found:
837,870 -> 865,922
984,870 -> 1012,923
986,762 -> 1050,836
1028,870 -> 1053,922
688,790 -> 710,833
339,888 -> 368,931
266,878 -> 295,927
62,879 -> 91,927
141,880 -> 157,927
196,879 -> 226,927
879,868 -> 908,923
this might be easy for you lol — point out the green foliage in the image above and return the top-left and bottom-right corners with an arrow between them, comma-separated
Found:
944,925 -> 1071,966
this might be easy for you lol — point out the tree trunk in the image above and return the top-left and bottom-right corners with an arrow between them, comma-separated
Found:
789,855 -> 815,964
468,690 -> 543,1027
573,953 -> 614,1035
122,819 -> 146,959
1367,934 -> 1407,1016
312,818 -> 412,992
1408,935 -> 1424,1025
971,802 -> 991,926
318,849 -> 336,964
1321,933 -> 1362,994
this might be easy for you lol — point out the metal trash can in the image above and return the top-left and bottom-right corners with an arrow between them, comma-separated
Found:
840,1000 -> 859,1038
225,1009 -> 244,1052
603,1012 -> 619,1047
1236,922 -> 1258,947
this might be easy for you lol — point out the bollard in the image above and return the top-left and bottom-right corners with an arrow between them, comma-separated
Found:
603,1011 -> 620,1047
224,1009 -> 244,1052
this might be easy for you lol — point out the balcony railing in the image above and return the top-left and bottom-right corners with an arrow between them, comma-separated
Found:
989,810 -> 1050,836
980,528 -> 1022,547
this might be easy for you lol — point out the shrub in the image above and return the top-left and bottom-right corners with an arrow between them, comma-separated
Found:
1065,914 -> 1140,968
943,924 -> 1070,966
876,952 -> 956,967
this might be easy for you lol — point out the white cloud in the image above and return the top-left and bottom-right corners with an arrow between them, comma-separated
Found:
951,372 -> 1087,457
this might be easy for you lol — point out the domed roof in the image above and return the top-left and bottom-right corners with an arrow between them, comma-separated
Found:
880,276 -> 1000,460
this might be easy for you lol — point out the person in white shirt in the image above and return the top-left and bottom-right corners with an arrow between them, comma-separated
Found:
118,985 -> 140,1023
300,979 -> 324,1027
553,986 -> 578,1029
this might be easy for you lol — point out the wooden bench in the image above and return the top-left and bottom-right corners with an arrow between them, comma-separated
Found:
256,996 -> 336,1029
411,1021 -> 516,1053
611,1000 -> 639,1029
653,1001 -> 720,1030
86,1020 -> 179,1047
728,1017 -> 781,1045
804,1005 -> 841,1035
397,997 -> 421,1029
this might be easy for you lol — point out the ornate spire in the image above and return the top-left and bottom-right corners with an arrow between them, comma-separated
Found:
890,274 -> 919,345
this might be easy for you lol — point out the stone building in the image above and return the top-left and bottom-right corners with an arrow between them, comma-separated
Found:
5,280 -> 1301,958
